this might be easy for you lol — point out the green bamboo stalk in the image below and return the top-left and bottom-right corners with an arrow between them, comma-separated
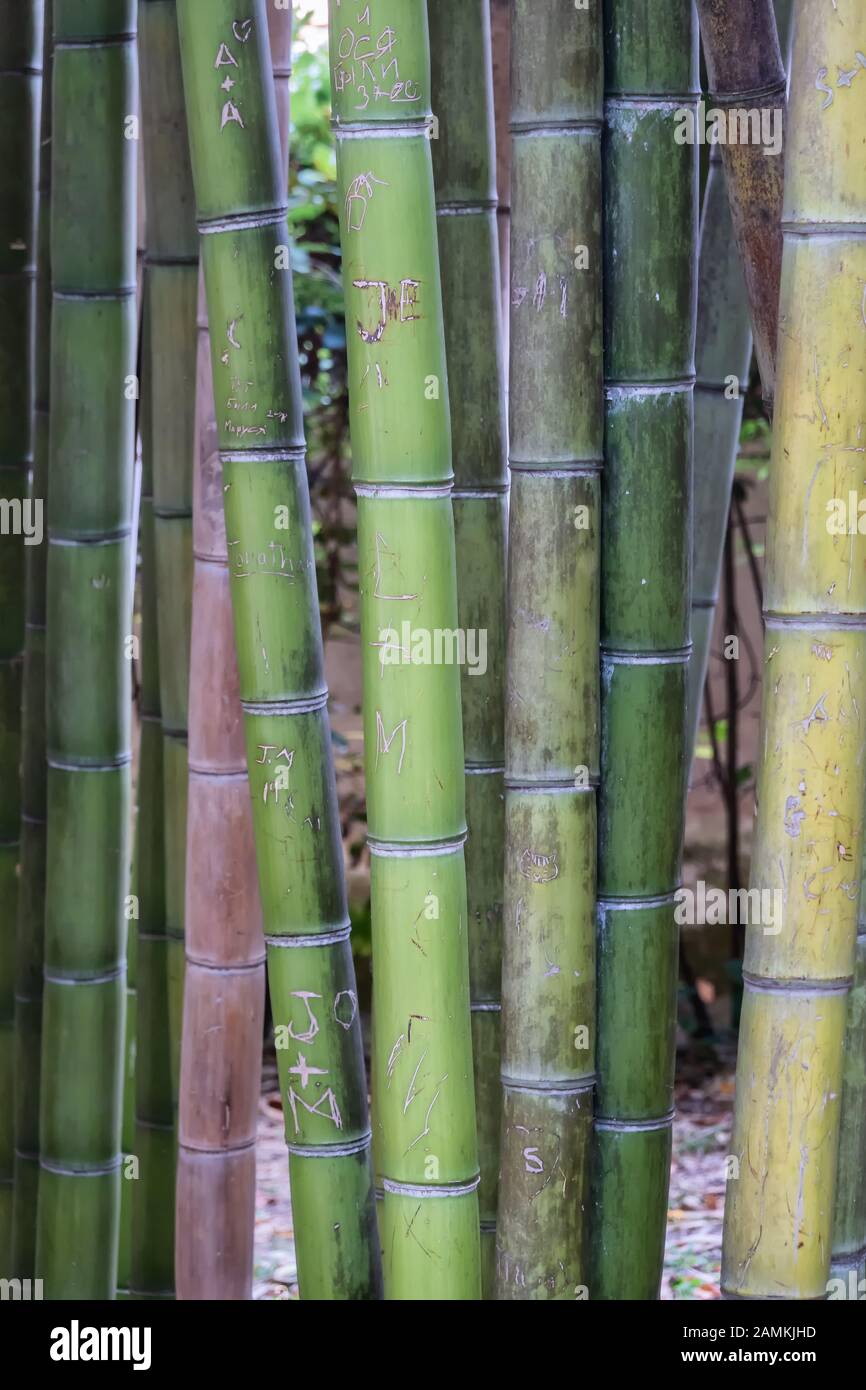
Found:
722,0 -> 866,1301
117,141 -> 148,1302
140,4 -> 197,1092
694,0 -> 786,411
129,0 -> 200,1299
0,0 -> 43,1271
489,0 -> 510,335
174,2 -> 287,1302
328,0 -> 480,1299
4,0 -> 46,1278
177,0 -> 381,1300
36,0 -> 138,1299
831,721 -> 866,1290
128,295 -> 175,1301
495,0 -> 602,1301
592,0 -> 698,1300
116,862 -> 138,1299
830,930 -> 866,1297
429,0 -> 506,1298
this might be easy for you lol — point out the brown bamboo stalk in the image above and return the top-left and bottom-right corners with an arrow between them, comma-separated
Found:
174,244 -> 265,1307
174,2 -> 295,1300
174,314 -> 264,1296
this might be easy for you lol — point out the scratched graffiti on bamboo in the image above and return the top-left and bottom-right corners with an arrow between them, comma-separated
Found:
375,711 -> 408,774
345,170 -> 389,232
358,361 -> 389,406
256,744 -> 294,806
332,10 -> 421,113
353,277 -> 422,343
518,849 -> 559,884
228,537 -> 305,581
214,19 -> 253,131
816,49 -> 866,109
372,531 -> 418,602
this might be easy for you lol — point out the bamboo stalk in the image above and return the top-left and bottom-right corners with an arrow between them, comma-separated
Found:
128,0 -> 200,1299
328,0 -> 480,1299
36,0 -> 138,1299
694,0 -> 786,411
495,0 -> 602,1301
489,0 -> 510,336
174,0 -> 290,1302
117,140 -> 148,1302
721,0 -> 866,1300
593,0 -> 699,1300
830,932 -> 866,1296
174,314 -> 263,1293
0,0 -> 43,1271
6,0 -> 48,1278
429,0 -> 507,1299
176,0 -> 381,1300
127,294 -> 174,1300
116,844 -> 138,1300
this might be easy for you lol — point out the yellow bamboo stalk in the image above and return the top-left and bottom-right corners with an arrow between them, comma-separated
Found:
721,0 -> 866,1300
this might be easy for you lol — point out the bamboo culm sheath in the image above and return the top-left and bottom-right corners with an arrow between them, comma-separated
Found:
685,150 -> 752,765
721,0 -> 866,1300
593,0 -> 698,1300
36,0 -> 138,1299
0,0 -> 43,1273
687,0 -> 795,770
495,0 -> 602,1301
429,0 -> 507,1297
328,0 -> 481,1298
177,0 -> 381,1300
694,0 -> 787,411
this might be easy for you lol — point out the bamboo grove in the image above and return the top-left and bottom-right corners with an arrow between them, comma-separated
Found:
0,0 -> 864,1306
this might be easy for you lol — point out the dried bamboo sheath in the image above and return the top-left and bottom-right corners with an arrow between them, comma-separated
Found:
688,0 -> 795,788
494,0 -> 602,1301
36,0 -> 138,1298
686,145 -> 752,761
177,0 -> 380,1299
0,0 -> 43,1272
593,0 -> 698,1299
722,0 -> 866,1300
687,0 -> 792,763
695,0 -> 786,410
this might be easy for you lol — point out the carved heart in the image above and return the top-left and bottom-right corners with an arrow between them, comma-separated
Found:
233,18 -> 253,43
